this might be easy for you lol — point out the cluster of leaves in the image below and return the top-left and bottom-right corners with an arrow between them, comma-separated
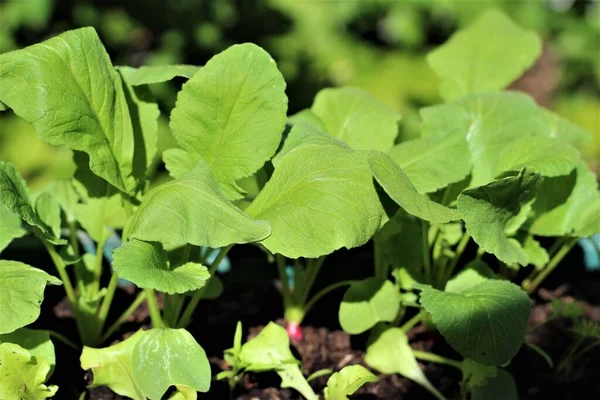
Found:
0,7 -> 598,400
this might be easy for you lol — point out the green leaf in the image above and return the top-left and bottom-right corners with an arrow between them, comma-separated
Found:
117,65 -> 200,86
246,144 -> 385,258
521,235 -> 549,270
0,260 -> 61,334
324,365 -> 377,400
75,193 -> 125,244
339,278 -> 401,334
389,132 -> 470,194
239,322 -> 296,370
539,108 -> 591,149
471,369 -> 518,400
133,328 -> 211,399
288,109 -> 325,131
311,87 -> 400,152
306,368 -> 333,382
169,385 -> 198,400
493,137 -> 579,178
46,179 -> 80,223
530,162 -> 600,237
34,192 -> 62,240
277,364 -> 318,400
427,9 -> 541,102
0,27 -> 139,193
81,329 -> 146,400
0,203 -> 26,253
365,327 -> 445,400
418,280 -> 531,365
0,328 -> 55,379
113,239 -> 210,294
367,151 -> 461,223
460,358 -> 497,389
201,274 -> 223,300
126,161 -> 271,249
0,343 -> 58,399
0,161 -> 65,244
457,169 -> 542,265
445,260 -> 496,293
167,43 -> 287,189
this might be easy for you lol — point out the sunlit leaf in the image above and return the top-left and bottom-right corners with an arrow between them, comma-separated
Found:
0,343 -> 58,399
324,365 -> 377,400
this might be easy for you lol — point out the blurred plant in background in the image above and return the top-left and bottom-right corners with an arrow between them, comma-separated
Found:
1,0 -> 598,189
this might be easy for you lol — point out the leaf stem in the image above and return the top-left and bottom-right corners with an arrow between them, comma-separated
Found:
523,238 -> 577,294
440,232 -> 470,286
276,254 -> 291,298
101,290 -> 147,342
97,272 -> 119,326
302,280 -> 356,317
145,288 -> 165,328
401,311 -> 425,332
412,350 -> 462,370
421,220 -> 432,284
91,238 -> 106,294
177,245 -> 232,328
48,330 -> 80,350
299,256 -> 326,305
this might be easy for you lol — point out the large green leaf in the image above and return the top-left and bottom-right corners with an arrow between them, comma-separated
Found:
246,144 -> 385,258
365,327 -> 445,400
445,260 -> 496,294
0,27 -> 139,193
126,161 -> 271,248
367,151 -> 461,223
0,343 -> 58,399
81,330 -> 146,400
530,162 -> 600,237
324,365 -> 377,400
0,260 -> 61,334
389,132 -> 470,194
471,369 -> 518,400
113,239 -> 210,294
419,280 -> 531,365
339,278 -> 401,334
427,9 -> 541,102
0,328 -> 55,379
458,169 -> 542,265
0,203 -> 26,253
310,87 -> 400,152
133,328 -> 211,399
0,161 -> 64,244
166,43 -> 287,190
117,65 -> 200,86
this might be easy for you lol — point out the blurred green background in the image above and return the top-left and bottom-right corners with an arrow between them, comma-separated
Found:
1,0 -> 598,190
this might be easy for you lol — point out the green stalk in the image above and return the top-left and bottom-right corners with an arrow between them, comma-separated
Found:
48,330 -> 80,350
439,232 -> 470,287
421,220 -> 432,284
523,238 -> 577,294
145,288 -> 165,328
97,272 -> 119,327
177,246 -> 232,328
101,291 -> 147,342
401,311 -> 425,332
276,254 -> 291,300
412,350 -> 463,370
298,256 -> 326,305
91,238 -> 106,294
301,280 -> 356,320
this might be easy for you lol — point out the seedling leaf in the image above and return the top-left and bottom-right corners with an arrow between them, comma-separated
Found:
0,343 -> 58,399
324,365 -> 377,400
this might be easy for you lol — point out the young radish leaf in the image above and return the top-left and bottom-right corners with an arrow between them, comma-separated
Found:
427,9 -> 541,102
0,328 -> 55,379
81,330 -> 146,400
0,260 -> 61,334
365,327 -> 446,400
419,280 -> 531,365
113,239 -> 210,294
166,43 -> 288,196
0,28 -> 141,194
367,151 -> 461,223
339,278 -> 401,334
133,328 -> 211,399
246,144 -> 385,258
310,87 -> 400,152
0,343 -> 58,399
324,365 -> 377,400
0,203 -> 26,254
126,160 -> 271,249
457,169 -> 542,265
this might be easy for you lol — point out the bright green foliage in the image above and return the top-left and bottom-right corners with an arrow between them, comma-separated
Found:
113,239 -> 209,294
311,87 -> 400,152
339,278 -> 401,334
81,330 -> 146,400
444,260 -> 496,293
458,169 -> 542,265
133,329 -> 211,399
247,144 -> 385,258
0,161 -> 65,244
365,327 -> 445,400
0,328 -> 55,378
166,43 -> 288,194
169,386 -> 198,400
75,193 -> 125,244
0,28 -> 140,194
46,180 -> 80,223
323,365 -> 377,400
388,132 -> 470,194
0,343 -> 58,399
367,151 -> 462,223
117,65 -> 200,86
288,109 -> 325,131
277,363 -> 318,400
34,192 -> 62,240
520,235 -> 549,269
471,369 -> 518,400
0,260 -> 61,334
530,162 -> 600,237
427,9 -> 541,102
0,203 -> 26,253
126,161 -> 271,249
419,280 -> 530,365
